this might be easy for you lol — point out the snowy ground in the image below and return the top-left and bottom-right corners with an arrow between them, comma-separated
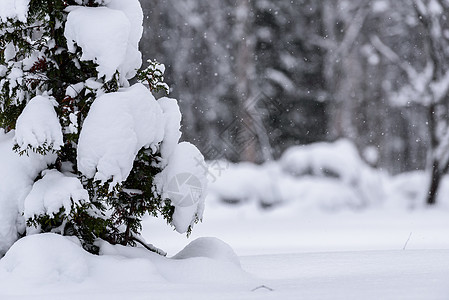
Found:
143,201 -> 449,256
241,250 -> 449,300
1,201 -> 448,299
141,201 -> 449,299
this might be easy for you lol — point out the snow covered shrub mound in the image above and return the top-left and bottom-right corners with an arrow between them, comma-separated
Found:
0,233 -> 164,286
0,233 -> 89,283
279,139 -> 385,208
173,237 -> 241,267
98,239 -> 250,285
277,177 -> 362,211
0,235 -> 248,292
280,139 -> 361,183
207,161 -> 281,207
0,0 -> 207,255
208,139 -> 384,210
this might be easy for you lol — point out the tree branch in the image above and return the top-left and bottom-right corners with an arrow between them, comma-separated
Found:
370,35 -> 420,84
131,237 -> 167,256
336,0 -> 371,56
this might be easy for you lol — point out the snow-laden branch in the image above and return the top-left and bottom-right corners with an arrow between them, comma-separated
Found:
370,35 -> 420,84
368,34 -> 449,107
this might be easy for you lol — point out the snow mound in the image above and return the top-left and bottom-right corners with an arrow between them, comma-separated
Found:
0,233 -> 88,283
279,177 -> 363,211
99,240 -> 251,285
77,83 -> 164,186
0,131 -> 55,256
14,95 -> 63,152
279,139 -> 385,207
0,234 -> 165,287
157,142 -> 208,233
208,139 -> 384,210
0,0 -> 29,23
23,170 -> 89,222
173,237 -> 240,267
0,234 -> 250,292
65,0 -> 143,81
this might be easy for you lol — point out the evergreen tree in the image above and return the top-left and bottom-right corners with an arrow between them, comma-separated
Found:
0,0 -> 206,255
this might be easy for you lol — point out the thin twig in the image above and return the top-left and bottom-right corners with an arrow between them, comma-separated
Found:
403,232 -> 413,250
251,285 -> 274,292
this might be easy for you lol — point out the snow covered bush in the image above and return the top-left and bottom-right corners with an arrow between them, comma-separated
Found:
0,0 -> 207,256
207,161 -> 282,208
279,139 -> 385,208
280,139 -> 362,183
208,140 -> 385,210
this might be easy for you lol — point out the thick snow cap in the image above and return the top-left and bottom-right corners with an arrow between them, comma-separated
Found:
77,83 -> 164,186
0,0 -> 29,23
23,170 -> 89,223
158,97 -> 182,165
157,142 -> 208,233
64,0 -> 143,81
14,95 -> 63,152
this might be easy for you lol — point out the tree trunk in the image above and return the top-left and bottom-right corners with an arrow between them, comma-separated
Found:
426,158 -> 440,205
426,103 -> 440,205
235,0 -> 258,162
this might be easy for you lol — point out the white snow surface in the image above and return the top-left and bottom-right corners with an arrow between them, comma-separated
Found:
23,170 -> 89,222
157,142 -> 208,233
64,1 -> 143,81
77,83 -> 164,186
14,95 -> 63,152
1,206 -> 449,299
0,131 -> 55,256
0,0 -> 29,23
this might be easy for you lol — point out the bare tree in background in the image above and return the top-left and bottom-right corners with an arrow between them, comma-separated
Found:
372,0 -> 449,205
139,0 -> 448,185
320,0 -> 371,140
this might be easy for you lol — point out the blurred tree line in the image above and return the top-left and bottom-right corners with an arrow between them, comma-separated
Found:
140,0 -> 449,184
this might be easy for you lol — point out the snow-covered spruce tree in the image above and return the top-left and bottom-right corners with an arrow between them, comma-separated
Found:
0,0 -> 207,255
